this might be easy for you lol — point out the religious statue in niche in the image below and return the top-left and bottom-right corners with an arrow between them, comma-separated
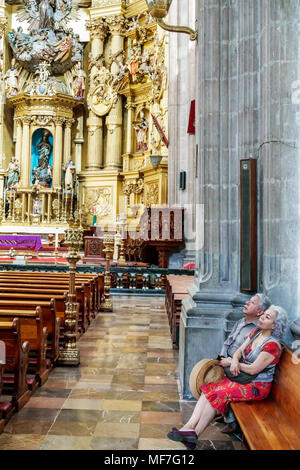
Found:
4,58 -> 19,98
6,156 -> 20,189
72,62 -> 86,99
133,111 -> 149,152
64,156 -> 76,191
32,129 -> 53,187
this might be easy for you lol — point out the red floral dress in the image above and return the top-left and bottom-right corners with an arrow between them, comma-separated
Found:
200,329 -> 282,414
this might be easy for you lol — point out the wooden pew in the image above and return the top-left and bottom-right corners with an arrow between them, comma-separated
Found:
0,283 -> 88,335
165,275 -> 194,346
0,307 -> 48,388
0,299 -> 60,363
0,271 -> 104,316
231,347 -> 300,450
0,318 -> 31,411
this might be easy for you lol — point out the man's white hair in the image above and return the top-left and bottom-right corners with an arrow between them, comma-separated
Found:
256,293 -> 271,311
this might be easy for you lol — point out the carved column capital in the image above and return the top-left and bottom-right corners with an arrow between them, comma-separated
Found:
105,15 -> 127,36
65,118 -> 75,129
54,117 -> 65,127
0,18 -> 8,40
22,116 -> 32,126
86,19 -> 108,41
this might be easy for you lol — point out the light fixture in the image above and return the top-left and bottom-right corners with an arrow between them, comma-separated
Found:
150,155 -> 163,168
145,0 -> 197,41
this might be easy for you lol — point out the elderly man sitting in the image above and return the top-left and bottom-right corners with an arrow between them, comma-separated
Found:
217,293 -> 271,433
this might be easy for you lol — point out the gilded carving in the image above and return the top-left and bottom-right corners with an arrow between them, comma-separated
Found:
145,182 -> 159,206
123,178 -> 144,196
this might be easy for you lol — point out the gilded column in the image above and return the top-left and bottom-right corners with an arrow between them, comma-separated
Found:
21,117 -> 31,187
63,119 -> 74,164
0,15 -> 8,168
15,118 -> 23,167
85,19 -> 107,170
86,114 -> 103,170
53,118 -> 64,188
105,16 -> 125,170
126,103 -> 134,154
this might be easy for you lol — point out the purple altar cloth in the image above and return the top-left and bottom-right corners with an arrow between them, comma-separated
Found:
0,235 -> 42,252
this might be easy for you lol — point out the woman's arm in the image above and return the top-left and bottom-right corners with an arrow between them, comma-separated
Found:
230,336 -> 252,376
239,351 -> 276,375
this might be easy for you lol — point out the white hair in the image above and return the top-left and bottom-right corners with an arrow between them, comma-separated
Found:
256,293 -> 272,311
270,305 -> 288,339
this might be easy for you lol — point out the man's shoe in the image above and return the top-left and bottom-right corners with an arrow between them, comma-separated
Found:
183,440 -> 197,450
221,422 -> 239,434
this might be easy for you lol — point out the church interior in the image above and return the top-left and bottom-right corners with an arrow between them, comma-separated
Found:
0,0 -> 299,452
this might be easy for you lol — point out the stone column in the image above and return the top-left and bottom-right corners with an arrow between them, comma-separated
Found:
53,118 -> 64,188
21,117 -> 31,187
63,119 -> 74,164
104,16 -> 125,170
85,19 -> 107,170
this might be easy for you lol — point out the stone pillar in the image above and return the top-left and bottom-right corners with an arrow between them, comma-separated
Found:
64,119 -> 73,164
21,117 -> 31,187
104,16 -> 124,170
86,19 -> 107,171
53,118 -> 64,188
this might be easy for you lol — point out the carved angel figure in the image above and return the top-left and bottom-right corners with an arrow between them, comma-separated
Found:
72,62 -> 86,99
4,58 -> 19,98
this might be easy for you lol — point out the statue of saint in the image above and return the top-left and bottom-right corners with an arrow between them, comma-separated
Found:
64,156 -> 76,190
133,111 -> 149,152
7,156 -> 20,188
38,0 -> 55,30
72,62 -> 86,99
4,58 -> 19,98
32,129 -> 53,187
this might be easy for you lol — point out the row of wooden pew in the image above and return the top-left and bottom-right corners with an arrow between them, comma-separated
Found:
165,275 -> 194,347
0,270 -> 104,433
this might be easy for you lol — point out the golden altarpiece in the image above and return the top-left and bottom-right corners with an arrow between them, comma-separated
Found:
0,0 -> 168,236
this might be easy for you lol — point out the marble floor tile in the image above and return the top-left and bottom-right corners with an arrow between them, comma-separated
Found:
93,422 -> 140,438
40,435 -> 92,450
101,399 -> 142,412
62,398 -> 104,410
138,438 -> 185,451
23,397 -> 67,409
90,436 -> 139,450
48,420 -> 98,436
140,411 -> 182,425
0,434 -> 46,450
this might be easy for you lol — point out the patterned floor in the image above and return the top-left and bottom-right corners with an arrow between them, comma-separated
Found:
0,295 -> 245,450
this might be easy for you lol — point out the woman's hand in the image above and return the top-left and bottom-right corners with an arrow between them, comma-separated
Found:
219,358 -> 232,368
230,359 -> 240,376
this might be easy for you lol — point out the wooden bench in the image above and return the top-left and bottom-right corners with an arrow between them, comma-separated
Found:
231,347 -> 300,450
0,299 -> 60,363
0,282 -> 88,335
0,307 -> 48,388
0,271 -> 104,317
165,275 -> 194,346
0,318 -> 31,411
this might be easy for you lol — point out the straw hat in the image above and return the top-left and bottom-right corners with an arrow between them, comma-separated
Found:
189,359 -> 225,399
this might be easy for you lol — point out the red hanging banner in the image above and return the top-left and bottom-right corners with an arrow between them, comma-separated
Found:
187,99 -> 195,134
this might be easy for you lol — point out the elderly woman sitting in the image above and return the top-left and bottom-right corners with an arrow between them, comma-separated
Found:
168,305 -> 288,449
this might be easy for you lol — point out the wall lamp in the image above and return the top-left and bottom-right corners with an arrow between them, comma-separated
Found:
150,155 -> 163,168
145,0 -> 198,41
